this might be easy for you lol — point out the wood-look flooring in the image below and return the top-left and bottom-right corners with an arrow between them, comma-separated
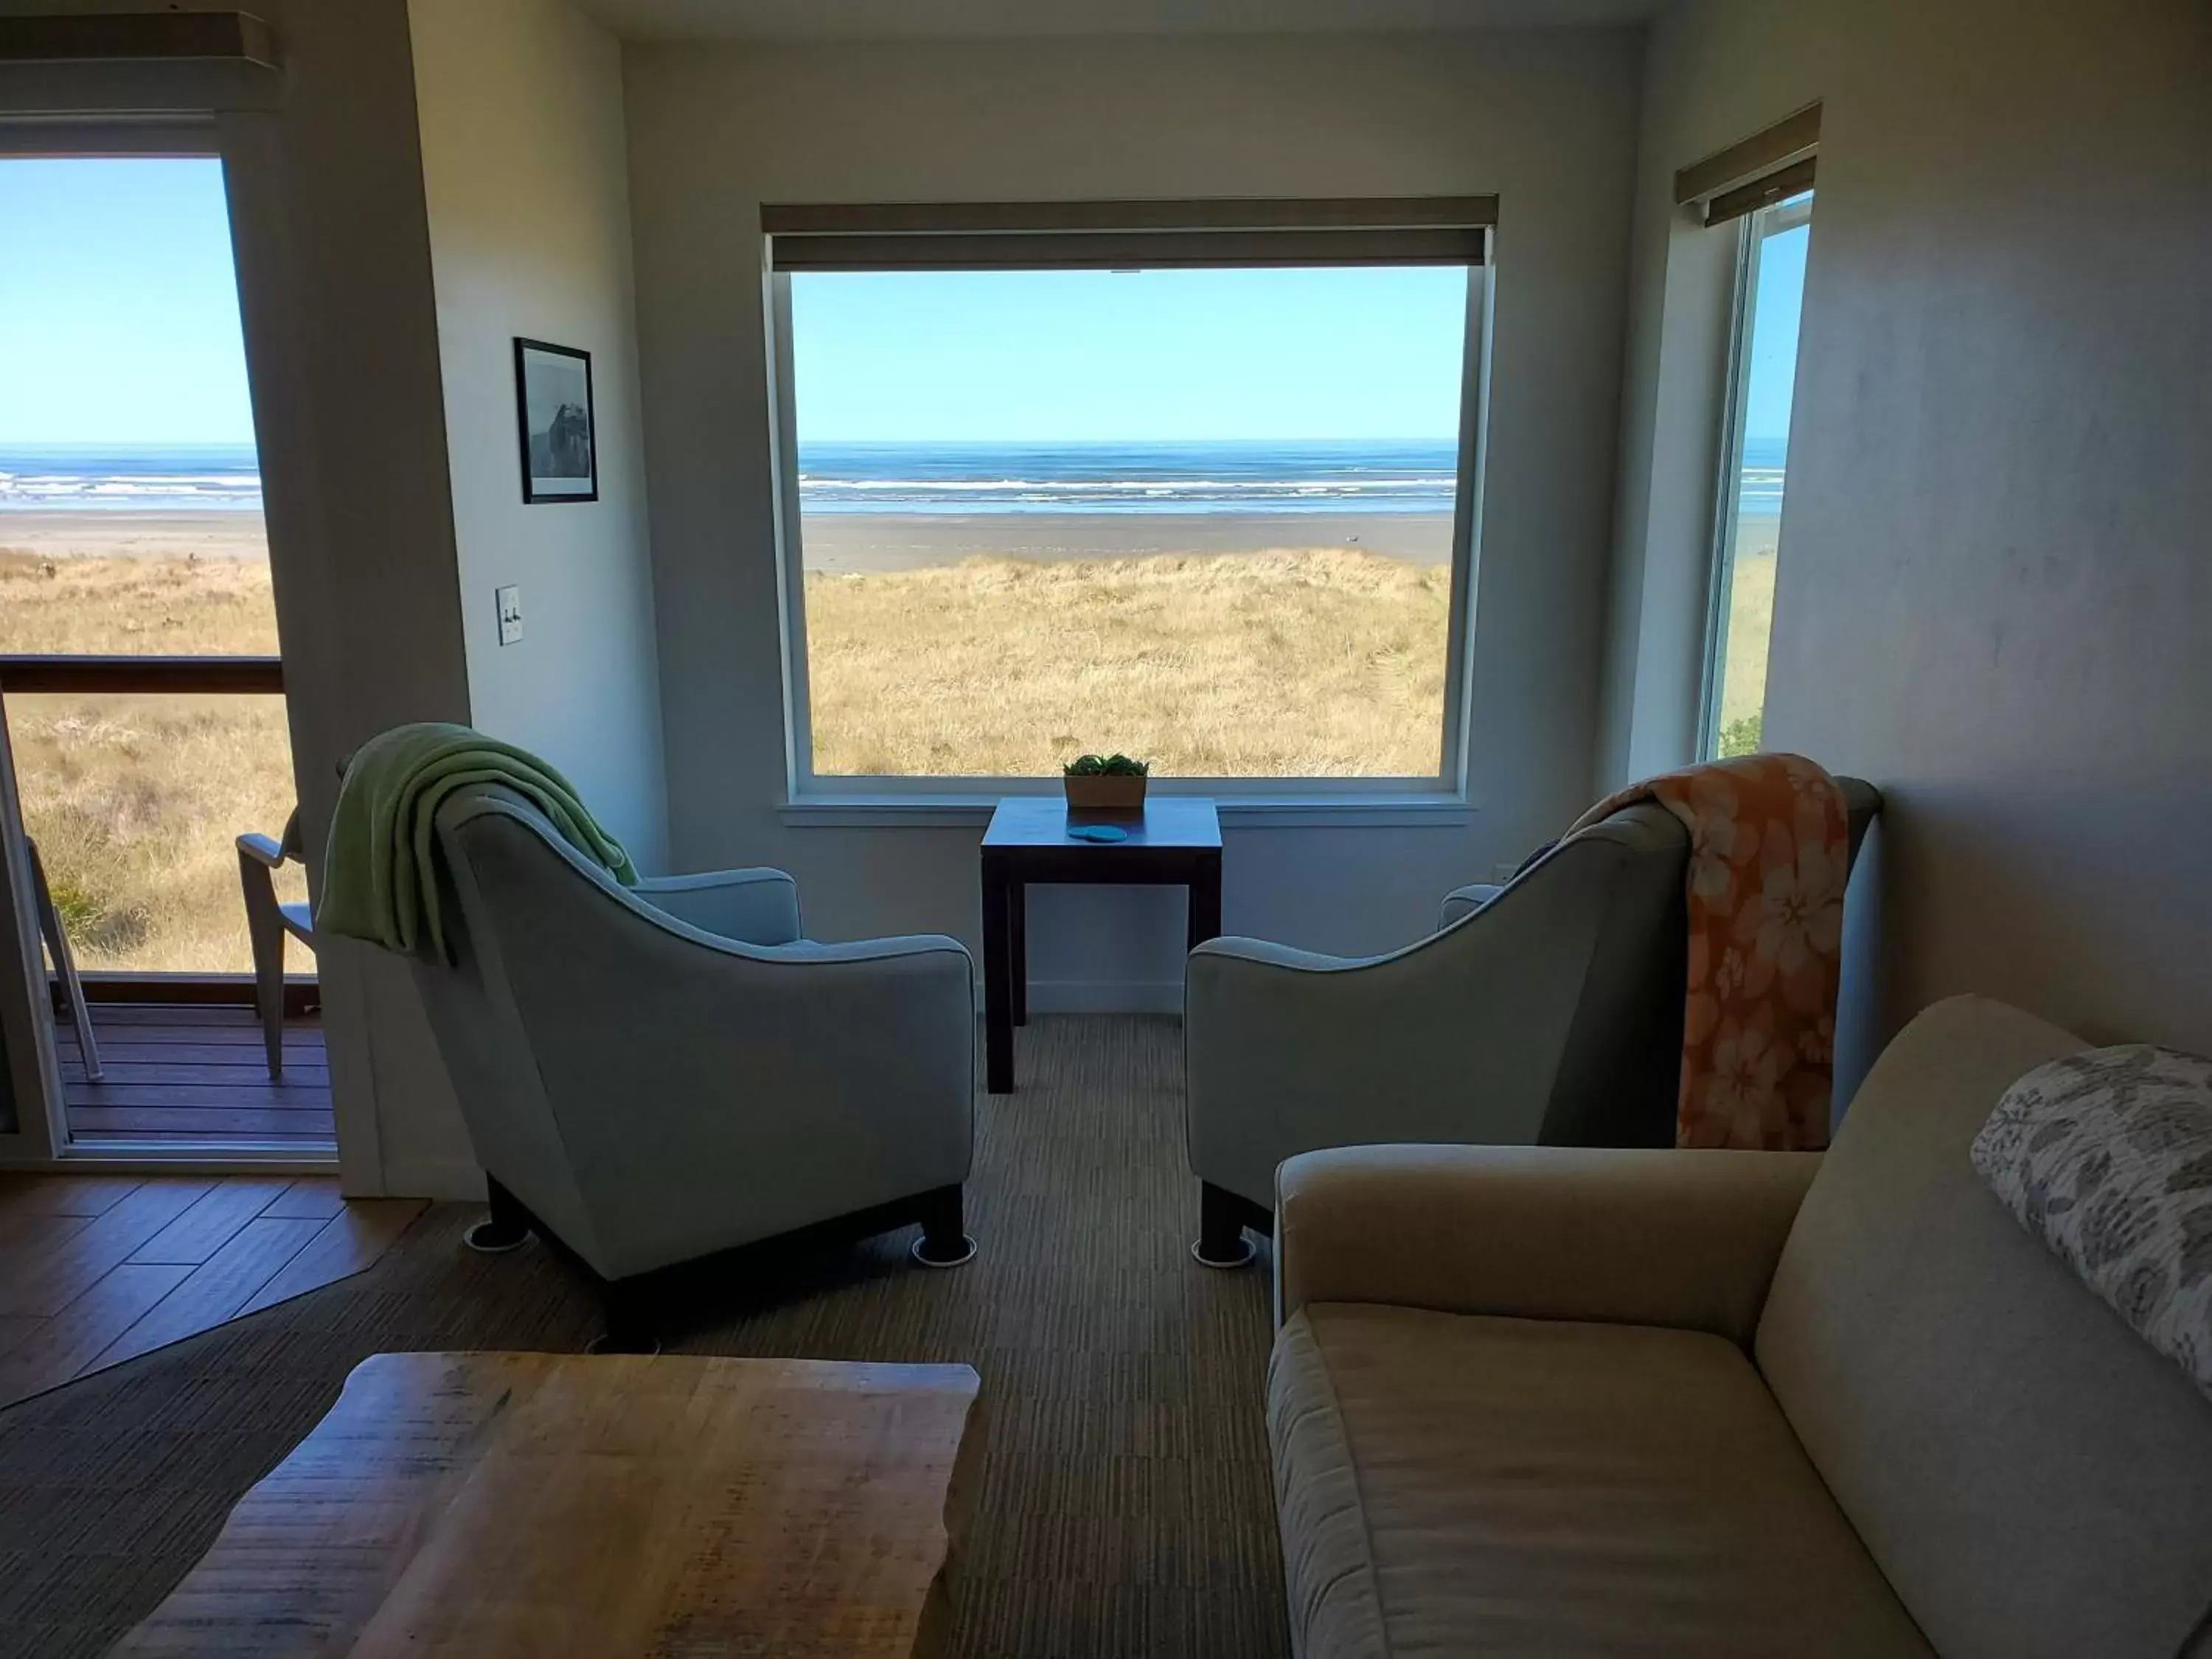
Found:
0,1172 -> 424,1411
59,1003 -> 335,1149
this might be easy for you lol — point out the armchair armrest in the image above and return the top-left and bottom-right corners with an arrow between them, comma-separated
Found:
237,831 -> 286,870
1186,922 -> 1569,1208
751,933 -> 970,966
1191,935 -> 1382,973
633,866 -> 801,946
1276,1143 -> 1819,1347
1437,881 -> 1502,930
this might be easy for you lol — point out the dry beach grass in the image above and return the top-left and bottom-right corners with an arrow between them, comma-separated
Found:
1711,517 -> 1781,756
805,547 -> 1453,776
4,539 -> 1454,967
0,548 -> 302,972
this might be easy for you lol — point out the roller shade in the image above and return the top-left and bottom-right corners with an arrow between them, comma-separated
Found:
762,198 -> 1495,271
0,12 -> 279,67
1674,103 -> 1820,226
1703,155 -> 1816,227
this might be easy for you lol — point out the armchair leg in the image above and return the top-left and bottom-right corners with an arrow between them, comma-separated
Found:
1192,1181 -> 1261,1270
463,1175 -> 533,1254
590,1279 -> 661,1354
911,1183 -> 977,1268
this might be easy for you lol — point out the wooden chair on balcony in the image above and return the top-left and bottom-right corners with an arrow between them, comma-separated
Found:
237,808 -> 314,1079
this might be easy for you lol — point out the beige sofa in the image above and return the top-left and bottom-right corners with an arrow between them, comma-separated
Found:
1268,995 -> 2212,1658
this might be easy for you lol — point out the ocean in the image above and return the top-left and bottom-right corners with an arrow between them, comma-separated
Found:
0,437 -> 1790,518
797,439 -> 1461,516
1738,435 -> 1785,517
0,443 -> 263,512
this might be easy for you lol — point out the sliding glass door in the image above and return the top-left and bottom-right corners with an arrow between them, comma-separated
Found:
0,146 -> 319,1158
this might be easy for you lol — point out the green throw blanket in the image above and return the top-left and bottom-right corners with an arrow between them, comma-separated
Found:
317,723 -> 636,961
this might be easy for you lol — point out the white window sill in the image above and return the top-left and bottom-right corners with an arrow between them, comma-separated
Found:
778,793 -> 1474,829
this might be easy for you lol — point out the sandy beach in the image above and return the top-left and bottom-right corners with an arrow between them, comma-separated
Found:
0,509 -> 268,561
798,510 -> 1454,572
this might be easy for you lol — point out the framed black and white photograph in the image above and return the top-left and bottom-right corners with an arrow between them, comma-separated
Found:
513,338 -> 597,504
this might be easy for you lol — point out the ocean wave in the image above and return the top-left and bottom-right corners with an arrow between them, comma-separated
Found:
0,463 -> 263,512
796,475 -> 1455,493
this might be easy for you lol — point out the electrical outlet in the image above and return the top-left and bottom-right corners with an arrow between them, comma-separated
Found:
495,585 -> 523,646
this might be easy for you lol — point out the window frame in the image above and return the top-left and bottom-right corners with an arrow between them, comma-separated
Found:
760,225 -> 1494,817
1697,189 -> 1811,761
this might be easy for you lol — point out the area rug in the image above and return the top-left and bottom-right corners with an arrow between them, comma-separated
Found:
0,1015 -> 1285,1659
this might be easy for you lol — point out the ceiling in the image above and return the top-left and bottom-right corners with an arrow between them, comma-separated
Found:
576,0 -> 1666,44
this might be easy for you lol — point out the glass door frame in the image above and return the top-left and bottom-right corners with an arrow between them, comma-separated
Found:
0,120 -> 308,1166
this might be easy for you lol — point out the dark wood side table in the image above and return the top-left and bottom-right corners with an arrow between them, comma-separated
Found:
980,796 -> 1222,1093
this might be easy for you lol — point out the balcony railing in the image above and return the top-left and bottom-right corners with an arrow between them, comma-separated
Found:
0,654 -> 282,695
2,653 -> 305,998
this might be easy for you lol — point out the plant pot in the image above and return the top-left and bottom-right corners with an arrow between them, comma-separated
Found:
1062,773 -> 1148,814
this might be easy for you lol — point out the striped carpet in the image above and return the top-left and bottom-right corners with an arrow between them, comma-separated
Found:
0,1015 -> 1287,1659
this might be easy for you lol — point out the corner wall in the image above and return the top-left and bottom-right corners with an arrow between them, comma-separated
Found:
1603,0 -> 2212,1071
623,30 -> 1643,994
410,0 -> 667,869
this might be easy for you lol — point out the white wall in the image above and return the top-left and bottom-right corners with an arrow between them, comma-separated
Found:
1591,89 -> 1737,789
217,0 -> 484,1197
411,0 -> 667,869
623,30 -> 1644,996
1602,0 -> 2212,1073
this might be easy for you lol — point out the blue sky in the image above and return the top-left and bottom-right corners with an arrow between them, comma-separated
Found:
0,157 -> 257,448
2,155 -> 1769,455
1742,215 -> 1809,449
792,266 -> 1470,443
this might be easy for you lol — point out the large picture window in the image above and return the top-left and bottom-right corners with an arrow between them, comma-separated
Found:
763,200 -> 1491,800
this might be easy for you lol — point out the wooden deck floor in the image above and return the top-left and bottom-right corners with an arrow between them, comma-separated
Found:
60,1004 -> 335,1150
0,1172 -> 425,1411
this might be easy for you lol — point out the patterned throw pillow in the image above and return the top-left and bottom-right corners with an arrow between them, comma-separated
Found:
1972,1045 -> 2212,1399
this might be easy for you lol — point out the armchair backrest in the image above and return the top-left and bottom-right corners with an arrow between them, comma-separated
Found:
1517,800 -> 1691,1147
408,784 -> 608,1262
1481,775 -> 1880,1150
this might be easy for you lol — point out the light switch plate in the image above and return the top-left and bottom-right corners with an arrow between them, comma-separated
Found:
495,584 -> 523,646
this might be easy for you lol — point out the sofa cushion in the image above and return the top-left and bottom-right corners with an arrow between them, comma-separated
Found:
1269,1302 -> 1931,1659
1757,996 -> 2212,1659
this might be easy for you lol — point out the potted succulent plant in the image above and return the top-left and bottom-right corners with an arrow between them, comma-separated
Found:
1062,753 -> 1150,813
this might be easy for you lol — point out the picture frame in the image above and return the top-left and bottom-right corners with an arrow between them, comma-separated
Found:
512,338 -> 597,504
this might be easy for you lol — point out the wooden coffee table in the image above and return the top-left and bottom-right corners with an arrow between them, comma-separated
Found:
980,796 -> 1223,1093
112,1351 -> 983,1658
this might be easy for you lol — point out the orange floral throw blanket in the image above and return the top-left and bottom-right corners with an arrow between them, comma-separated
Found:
1570,753 -> 1848,1150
